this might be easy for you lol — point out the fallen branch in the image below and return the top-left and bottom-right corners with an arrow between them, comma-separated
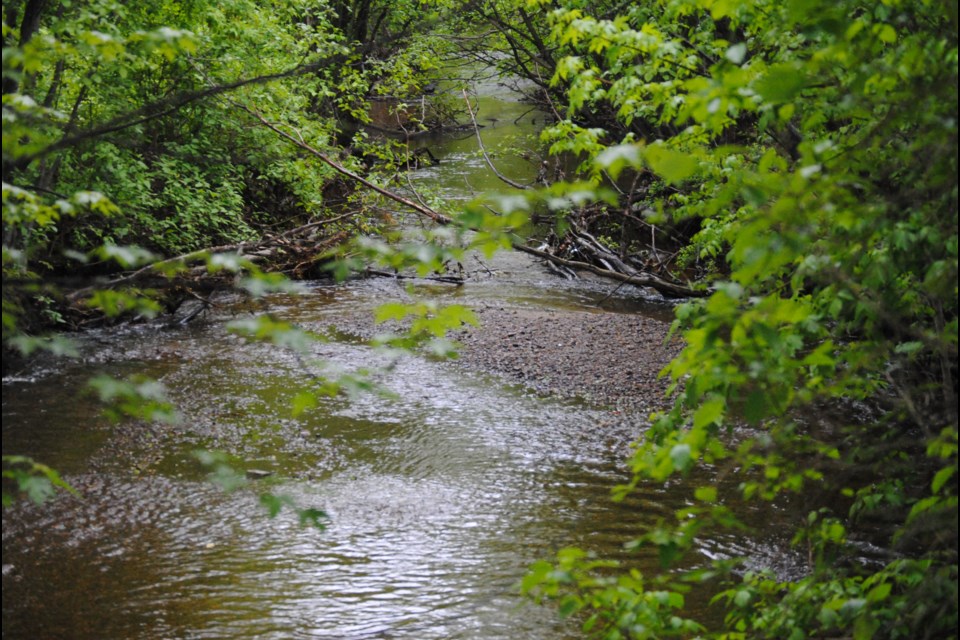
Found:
65,219 -> 354,303
514,243 -> 706,298
239,101 -> 705,299
65,241 -> 256,303
365,268 -> 464,285
172,290 -> 216,326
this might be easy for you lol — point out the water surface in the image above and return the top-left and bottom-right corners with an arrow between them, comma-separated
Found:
2,83 -> 796,639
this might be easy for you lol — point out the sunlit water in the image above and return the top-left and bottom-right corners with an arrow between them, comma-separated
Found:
2,81 -> 801,639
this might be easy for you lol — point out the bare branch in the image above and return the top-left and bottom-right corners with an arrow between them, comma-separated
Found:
235,103 -> 453,226
461,88 -> 530,190
11,59 -> 332,171
514,242 -> 706,298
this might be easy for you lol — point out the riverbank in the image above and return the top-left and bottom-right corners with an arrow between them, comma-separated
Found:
455,303 -> 682,415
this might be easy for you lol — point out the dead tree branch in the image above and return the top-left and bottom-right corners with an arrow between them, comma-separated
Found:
461,88 -> 530,190
514,242 -> 705,298
236,104 -> 453,226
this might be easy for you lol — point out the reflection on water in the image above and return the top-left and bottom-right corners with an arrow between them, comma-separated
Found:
2,304 -> 644,639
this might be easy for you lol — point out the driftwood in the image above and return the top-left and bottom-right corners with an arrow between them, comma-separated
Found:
514,241 -> 705,298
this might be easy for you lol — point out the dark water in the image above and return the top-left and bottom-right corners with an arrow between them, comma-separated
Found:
2,82 -> 800,639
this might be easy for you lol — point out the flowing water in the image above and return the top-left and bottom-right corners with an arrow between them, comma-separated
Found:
2,81 -> 800,639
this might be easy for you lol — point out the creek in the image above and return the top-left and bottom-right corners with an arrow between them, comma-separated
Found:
2,80 -> 799,639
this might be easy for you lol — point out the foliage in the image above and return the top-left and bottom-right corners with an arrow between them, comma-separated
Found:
515,0 -> 959,638
2,0 -> 455,269
1,0 -> 464,516
1,455 -> 78,507
2,0 -> 957,637
3,0 -> 340,259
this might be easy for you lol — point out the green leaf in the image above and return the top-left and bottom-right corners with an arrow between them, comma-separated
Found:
743,390 -> 769,424
6,335 -> 79,357
658,541 -> 681,567
694,486 -> 718,502
239,273 -> 304,297
259,493 -> 286,518
802,342 -> 835,367
297,507 -> 327,529
645,144 -> 699,184
670,444 -> 692,471
207,252 -> 246,272
853,612 -> 879,640
291,391 -> 318,417
726,43 -> 747,65
931,466 -> 955,495
875,23 -> 897,43
693,397 -> 725,430
21,476 -> 56,504
866,582 -> 892,603
593,144 -> 642,178
754,63 -> 806,103
375,302 -> 414,323
894,341 -> 924,356
88,375 -> 179,424
558,595 -> 580,617
98,244 -> 157,268
733,589 -> 751,607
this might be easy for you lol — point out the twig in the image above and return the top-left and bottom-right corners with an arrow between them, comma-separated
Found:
174,290 -> 215,326
590,279 -> 631,307
473,254 -> 495,276
404,172 -> 437,214
274,211 -> 358,241
461,88 -> 530,190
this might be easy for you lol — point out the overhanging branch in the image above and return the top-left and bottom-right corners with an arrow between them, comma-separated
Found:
9,59 -> 332,171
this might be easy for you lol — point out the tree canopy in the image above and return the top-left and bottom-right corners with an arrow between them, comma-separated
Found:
508,0 -> 958,637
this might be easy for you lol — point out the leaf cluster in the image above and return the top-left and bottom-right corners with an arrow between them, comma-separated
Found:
511,0 -> 959,637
